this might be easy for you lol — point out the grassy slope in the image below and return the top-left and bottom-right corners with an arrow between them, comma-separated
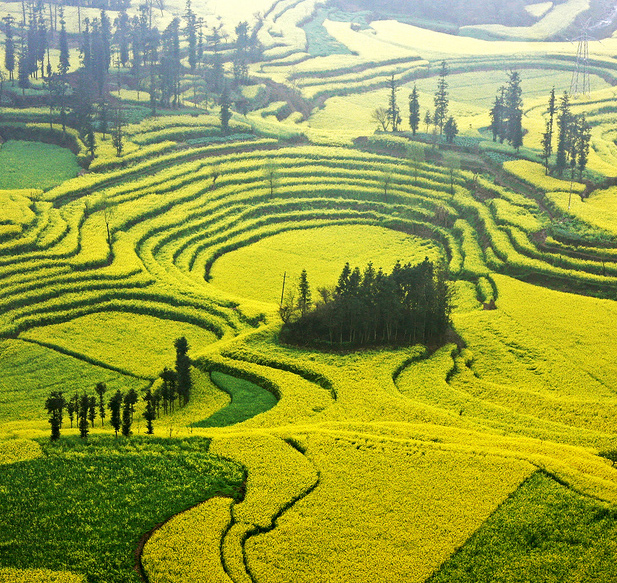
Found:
0,142 -> 79,191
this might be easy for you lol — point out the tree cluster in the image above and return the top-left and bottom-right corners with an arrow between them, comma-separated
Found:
373,63 -> 457,143
542,89 -> 591,179
44,337 -> 193,440
280,259 -> 451,348
488,71 -> 523,150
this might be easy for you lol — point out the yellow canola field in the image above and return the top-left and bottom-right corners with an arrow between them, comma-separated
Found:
547,186 -> 617,236
142,497 -> 235,583
0,569 -> 85,583
244,433 -> 533,583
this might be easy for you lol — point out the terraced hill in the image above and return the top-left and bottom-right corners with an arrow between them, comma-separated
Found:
2,0 -> 617,581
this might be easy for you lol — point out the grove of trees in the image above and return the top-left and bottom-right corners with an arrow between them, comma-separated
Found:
280,259 -> 452,348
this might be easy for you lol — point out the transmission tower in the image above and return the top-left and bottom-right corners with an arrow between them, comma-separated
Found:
570,28 -> 590,96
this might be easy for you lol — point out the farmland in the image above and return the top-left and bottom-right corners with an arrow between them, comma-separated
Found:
1,0 -> 617,580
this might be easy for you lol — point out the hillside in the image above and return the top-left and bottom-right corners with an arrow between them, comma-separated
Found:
1,0 -> 617,581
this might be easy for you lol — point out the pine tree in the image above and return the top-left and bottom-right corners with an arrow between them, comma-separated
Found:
424,109 -> 432,133
185,0 -> 197,72
58,7 -> 69,77
45,391 -> 66,441
116,11 -> 131,66
555,91 -> 571,177
17,41 -> 30,94
175,337 -> 192,406
220,84 -> 232,134
297,269 -> 312,317
433,61 -> 449,134
444,116 -> 458,143
2,16 -> 16,83
546,87 -> 556,158
488,90 -> 504,142
504,70 -> 523,150
108,389 -> 123,437
78,393 -> 90,439
386,74 -> 401,132
112,107 -> 124,156
408,84 -> 420,135
88,395 -> 97,427
576,114 -> 591,180
95,382 -> 107,426
143,388 -> 155,434
121,397 -> 132,436
233,21 -> 250,85
541,119 -> 552,174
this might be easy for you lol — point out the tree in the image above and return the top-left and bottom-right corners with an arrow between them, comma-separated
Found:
121,396 -> 133,436
408,84 -> 420,135
17,41 -> 30,94
444,116 -> 458,143
488,89 -> 504,142
297,269 -> 312,318
78,393 -> 90,439
386,74 -> 401,132
112,107 -> 124,156
555,91 -> 572,177
108,389 -> 123,437
45,391 -> 66,441
371,107 -> 389,132
220,84 -> 232,134
576,113 -> 591,180
95,382 -> 107,426
443,152 -> 460,195
3,15 -> 16,83
160,367 -> 177,413
175,337 -> 192,406
380,169 -> 393,203
406,142 -> 425,185
88,395 -> 97,427
504,70 -> 523,150
185,0 -> 197,72
546,87 -> 556,158
263,162 -> 279,197
143,388 -> 155,434
424,109 -> 432,133
433,60 -> 449,134
233,21 -> 250,85
541,119 -> 552,174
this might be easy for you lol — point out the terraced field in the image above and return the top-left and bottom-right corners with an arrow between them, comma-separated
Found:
2,0 -> 617,580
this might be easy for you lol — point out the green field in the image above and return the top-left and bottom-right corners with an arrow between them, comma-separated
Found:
2,0 -> 617,581
0,141 -> 79,191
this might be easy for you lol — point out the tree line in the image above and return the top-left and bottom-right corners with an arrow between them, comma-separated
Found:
279,259 -> 451,348
373,62 -> 459,144
2,0 -> 262,156
540,88 -> 590,180
44,336 -> 192,440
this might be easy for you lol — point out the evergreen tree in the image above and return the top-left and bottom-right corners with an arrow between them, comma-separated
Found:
78,393 -> 90,439
207,24 -> 224,92
115,11 -> 131,66
424,109 -> 432,133
555,91 -> 572,176
121,396 -> 132,436
100,10 -> 112,72
67,394 -> 76,428
88,395 -> 97,427
488,89 -> 504,142
444,116 -> 458,143
541,119 -> 552,174
184,0 -> 197,72
160,367 -> 177,413
546,86 -> 556,158
112,107 -> 124,156
95,382 -> 107,426
108,389 -> 123,437
576,113 -> 591,180
504,70 -> 523,150
143,388 -> 155,434
80,17 -> 92,72
233,21 -> 250,85
2,15 -> 16,83
17,41 -> 30,94
58,7 -> 69,77
220,84 -> 231,134
433,60 -> 449,134
386,74 -> 401,132
45,391 -> 66,441
297,269 -> 312,318
175,337 -> 191,406
408,84 -> 420,135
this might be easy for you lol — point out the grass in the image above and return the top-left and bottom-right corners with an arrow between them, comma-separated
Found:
428,471 -> 617,582
0,141 -> 79,191
0,436 -> 244,583
192,371 -> 277,428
